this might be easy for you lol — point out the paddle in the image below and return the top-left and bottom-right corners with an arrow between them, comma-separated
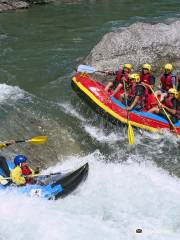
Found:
77,64 -> 106,74
148,86 -> 179,136
2,171 -> 63,181
122,80 -> 135,144
0,136 -> 48,149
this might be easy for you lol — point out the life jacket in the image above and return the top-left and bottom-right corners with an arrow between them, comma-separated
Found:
115,69 -> 129,84
140,73 -> 151,85
21,165 -> 33,184
129,83 -> 149,110
160,73 -> 174,91
163,95 -> 174,109
164,96 -> 180,120
146,94 -> 158,110
21,165 -> 32,175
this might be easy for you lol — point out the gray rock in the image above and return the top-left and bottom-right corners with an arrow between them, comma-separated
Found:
0,3 -> 13,12
85,21 -> 180,73
11,0 -> 29,8
0,0 -> 29,12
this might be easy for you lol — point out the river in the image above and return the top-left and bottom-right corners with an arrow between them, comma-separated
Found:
0,0 -> 180,239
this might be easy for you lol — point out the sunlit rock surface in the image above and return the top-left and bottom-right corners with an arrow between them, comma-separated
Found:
85,21 -> 180,73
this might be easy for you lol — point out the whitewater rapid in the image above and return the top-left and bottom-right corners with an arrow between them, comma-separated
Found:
1,6 -> 180,239
0,83 -> 25,104
0,153 -> 180,240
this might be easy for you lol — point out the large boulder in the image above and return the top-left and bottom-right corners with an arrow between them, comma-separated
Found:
0,0 -> 29,12
85,21 -> 180,73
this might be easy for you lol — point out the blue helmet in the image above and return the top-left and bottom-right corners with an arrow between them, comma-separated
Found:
14,155 -> 28,166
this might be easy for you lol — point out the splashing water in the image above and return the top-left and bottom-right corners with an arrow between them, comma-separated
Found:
0,84 -> 25,103
0,153 -> 180,240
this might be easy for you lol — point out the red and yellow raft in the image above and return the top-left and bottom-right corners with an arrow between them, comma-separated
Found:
72,73 -> 180,136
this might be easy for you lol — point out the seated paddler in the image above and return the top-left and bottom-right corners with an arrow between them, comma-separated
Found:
148,88 -> 180,123
124,73 -> 148,111
11,155 -> 36,186
104,63 -> 133,96
140,63 -> 156,92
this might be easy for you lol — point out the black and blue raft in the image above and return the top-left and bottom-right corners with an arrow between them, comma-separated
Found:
0,161 -> 89,200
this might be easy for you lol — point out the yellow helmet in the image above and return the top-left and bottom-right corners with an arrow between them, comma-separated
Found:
164,63 -> 173,72
123,63 -> 133,71
129,73 -> 140,82
142,63 -> 151,71
168,88 -> 178,97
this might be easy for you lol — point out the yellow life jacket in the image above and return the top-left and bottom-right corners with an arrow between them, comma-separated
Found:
10,166 -> 26,185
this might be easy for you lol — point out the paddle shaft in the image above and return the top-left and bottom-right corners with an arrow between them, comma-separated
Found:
0,136 -> 48,149
3,171 -> 62,180
122,80 -> 130,122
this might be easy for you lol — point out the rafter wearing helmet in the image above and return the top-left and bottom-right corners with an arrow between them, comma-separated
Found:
104,63 -> 133,97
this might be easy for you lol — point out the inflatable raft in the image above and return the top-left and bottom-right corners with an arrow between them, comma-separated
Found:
0,161 -> 89,200
72,73 -> 180,136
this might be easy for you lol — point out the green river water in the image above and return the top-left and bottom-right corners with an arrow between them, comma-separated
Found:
0,1 -> 180,239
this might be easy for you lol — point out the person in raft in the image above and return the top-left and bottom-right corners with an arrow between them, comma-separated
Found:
123,73 -> 148,111
10,155 -> 36,186
140,63 -> 156,91
104,63 -> 133,96
156,63 -> 177,101
148,88 -> 180,123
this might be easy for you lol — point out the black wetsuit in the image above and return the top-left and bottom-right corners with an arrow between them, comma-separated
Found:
0,155 -> 10,177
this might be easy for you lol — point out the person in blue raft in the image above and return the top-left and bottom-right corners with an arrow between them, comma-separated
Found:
11,155 -> 36,185
0,154 -> 37,186
0,140 -> 37,186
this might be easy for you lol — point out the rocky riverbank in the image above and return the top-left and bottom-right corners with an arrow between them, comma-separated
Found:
84,21 -> 180,74
0,0 -> 54,12
0,0 -> 28,12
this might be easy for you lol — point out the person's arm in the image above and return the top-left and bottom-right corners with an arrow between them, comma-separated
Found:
127,96 -> 140,110
161,99 -> 177,115
0,140 -> 16,149
157,77 -> 162,88
162,105 -> 176,115
127,85 -> 145,110
172,74 -> 176,88
111,82 -> 123,96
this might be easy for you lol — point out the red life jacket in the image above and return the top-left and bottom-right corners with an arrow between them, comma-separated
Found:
160,73 -> 174,91
115,69 -> 129,84
21,165 -> 33,184
140,73 -> 151,85
146,94 -> 158,110
164,96 -> 180,120
129,83 -> 149,110
163,95 -> 174,109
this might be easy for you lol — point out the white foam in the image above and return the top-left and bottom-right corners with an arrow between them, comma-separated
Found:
84,124 -> 123,143
57,102 -> 86,122
0,83 -> 25,103
0,154 -> 180,240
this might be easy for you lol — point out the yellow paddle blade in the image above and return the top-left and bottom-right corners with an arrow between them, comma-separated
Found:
27,136 -> 48,144
0,143 -> 7,149
128,123 -> 135,145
